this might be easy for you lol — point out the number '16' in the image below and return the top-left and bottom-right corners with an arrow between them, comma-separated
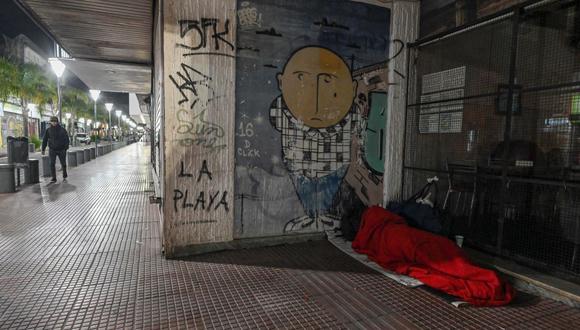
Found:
238,122 -> 254,137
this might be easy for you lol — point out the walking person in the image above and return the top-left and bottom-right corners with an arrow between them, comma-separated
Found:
41,116 -> 70,183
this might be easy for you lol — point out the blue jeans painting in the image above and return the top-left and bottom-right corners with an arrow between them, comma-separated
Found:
290,166 -> 348,218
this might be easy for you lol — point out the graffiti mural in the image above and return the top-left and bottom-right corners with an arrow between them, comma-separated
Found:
345,63 -> 389,207
234,0 -> 390,237
1,113 -> 24,152
270,46 -> 362,231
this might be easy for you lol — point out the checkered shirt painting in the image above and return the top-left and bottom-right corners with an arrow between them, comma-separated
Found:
270,96 -> 362,178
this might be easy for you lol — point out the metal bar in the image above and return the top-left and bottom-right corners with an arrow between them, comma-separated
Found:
497,7 -> 522,254
407,80 -> 580,108
409,11 -> 514,48
409,0 -> 560,48
404,165 -> 580,188
522,81 -> 580,93
400,44 -> 412,199
407,90 -> 501,108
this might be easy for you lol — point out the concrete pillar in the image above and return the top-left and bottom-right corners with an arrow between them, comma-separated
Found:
41,155 -> 51,177
162,0 -> 237,257
25,159 -> 39,184
383,0 -> 420,204
76,150 -> 85,164
0,164 -> 16,193
68,150 -> 78,167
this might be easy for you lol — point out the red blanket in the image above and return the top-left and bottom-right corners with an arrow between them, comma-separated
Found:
352,206 -> 514,306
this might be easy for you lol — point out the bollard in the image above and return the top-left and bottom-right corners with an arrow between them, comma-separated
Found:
41,155 -> 51,177
0,164 -> 16,193
25,159 -> 40,184
76,150 -> 85,164
84,148 -> 90,162
7,136 -> 29,165
89,147 -> 95,160
68,150 -> 78,167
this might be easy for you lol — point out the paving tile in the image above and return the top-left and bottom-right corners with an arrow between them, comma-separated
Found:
1,143 -> 579,329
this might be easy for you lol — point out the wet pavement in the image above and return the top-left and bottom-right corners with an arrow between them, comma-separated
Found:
0,143 -> 579,329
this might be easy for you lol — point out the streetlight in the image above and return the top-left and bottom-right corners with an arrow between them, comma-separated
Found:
89,90 -> 100,154
49,58 -> 66,123
105,103 -> 113,141
64,112 -> 72,142
65,112 -> 71,129
89,90 -> 100,126
115,110 -> 122,140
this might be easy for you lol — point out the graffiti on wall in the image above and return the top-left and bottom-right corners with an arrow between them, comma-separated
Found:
345,64 -> 389,208
168,11 -> 235,228
269,46 -> 362,231
1,114 -> 24,151
169,18 -> 232,152
233,0 -> 391,237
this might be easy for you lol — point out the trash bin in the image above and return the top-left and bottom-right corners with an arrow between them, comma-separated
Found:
84,148 -> 90,162
0,164 -> 16,193
89,147 -> 95,160
25,159 -> 39,184
7,136 -> 29,165
28,143 -> 35,153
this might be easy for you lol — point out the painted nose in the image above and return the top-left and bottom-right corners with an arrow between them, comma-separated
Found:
316,75 -> 324,114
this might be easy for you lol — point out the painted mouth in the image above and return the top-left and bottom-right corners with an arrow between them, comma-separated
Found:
310,117 -> 323,121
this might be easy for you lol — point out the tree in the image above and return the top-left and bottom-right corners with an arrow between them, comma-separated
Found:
0,57 -> 18,102
62,88 -> 90,119
13,63 -> 54,137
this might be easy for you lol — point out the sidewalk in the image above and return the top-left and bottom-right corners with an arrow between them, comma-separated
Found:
1,143 -> 579,329
0,142 -> 118,185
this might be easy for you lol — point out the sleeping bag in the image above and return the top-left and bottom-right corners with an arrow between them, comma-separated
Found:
352,206 -> 514,306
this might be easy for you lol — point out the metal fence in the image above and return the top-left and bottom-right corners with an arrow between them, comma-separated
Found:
403,0 -> 580,280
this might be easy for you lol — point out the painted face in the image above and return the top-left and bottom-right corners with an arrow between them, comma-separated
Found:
278,47 -> 357,128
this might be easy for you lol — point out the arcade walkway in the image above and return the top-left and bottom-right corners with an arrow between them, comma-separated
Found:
0,143 -> 579,329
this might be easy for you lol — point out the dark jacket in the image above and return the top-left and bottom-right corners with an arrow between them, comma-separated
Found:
42,125 -> 70,151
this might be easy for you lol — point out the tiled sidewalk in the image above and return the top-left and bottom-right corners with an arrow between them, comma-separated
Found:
0,143 -> 579,329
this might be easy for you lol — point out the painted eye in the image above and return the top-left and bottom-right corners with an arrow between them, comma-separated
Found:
297,73 -> 304,80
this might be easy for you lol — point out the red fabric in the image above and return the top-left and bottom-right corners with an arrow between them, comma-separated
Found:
352,206 -> 514,306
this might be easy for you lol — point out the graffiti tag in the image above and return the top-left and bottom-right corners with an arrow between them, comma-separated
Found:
178,18 -> 235,53
176,108 -> 226,151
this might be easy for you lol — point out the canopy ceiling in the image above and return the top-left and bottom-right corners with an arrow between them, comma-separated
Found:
17,0 -> 153,93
